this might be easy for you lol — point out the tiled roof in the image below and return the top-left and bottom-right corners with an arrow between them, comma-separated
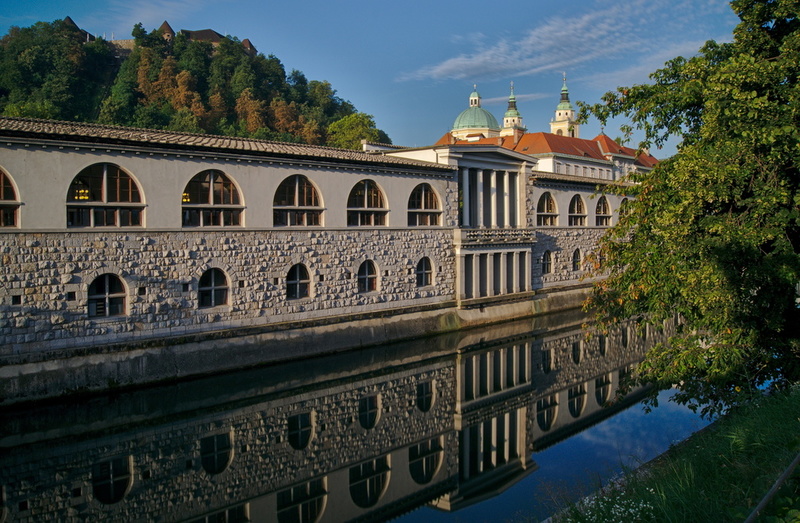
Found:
434,131 -> 658,168
0,117 -> 454,173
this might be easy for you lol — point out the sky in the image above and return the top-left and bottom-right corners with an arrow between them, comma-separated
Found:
0,0 -> 741,157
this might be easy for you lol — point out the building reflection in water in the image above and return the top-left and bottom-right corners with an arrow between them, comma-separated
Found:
0,310 -> 672,522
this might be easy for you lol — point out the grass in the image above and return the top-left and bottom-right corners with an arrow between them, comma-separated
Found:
553,386 -> 800,522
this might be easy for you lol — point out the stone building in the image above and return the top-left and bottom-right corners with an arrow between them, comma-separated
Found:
0,80 -> 656,404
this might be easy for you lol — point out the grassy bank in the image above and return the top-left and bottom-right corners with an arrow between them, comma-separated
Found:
554,386 -> 800,522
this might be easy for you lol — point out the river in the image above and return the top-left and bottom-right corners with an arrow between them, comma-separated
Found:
0,309 -> 707,522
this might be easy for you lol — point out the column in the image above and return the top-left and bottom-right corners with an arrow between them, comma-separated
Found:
476,169 -> 485,228
502,171 -> 511,227
489,170 -> 497,228
461,167 -> 471,227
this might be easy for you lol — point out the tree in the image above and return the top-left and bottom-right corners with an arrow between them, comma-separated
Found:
579,0 -> 800,416
327,112 -> 389,150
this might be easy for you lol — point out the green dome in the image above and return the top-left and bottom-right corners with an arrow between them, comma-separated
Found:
453,107 -> 500,130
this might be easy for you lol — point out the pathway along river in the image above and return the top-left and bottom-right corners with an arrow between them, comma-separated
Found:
0,309 -> 707,522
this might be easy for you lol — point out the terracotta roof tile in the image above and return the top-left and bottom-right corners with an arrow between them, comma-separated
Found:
0,117 -> 454,173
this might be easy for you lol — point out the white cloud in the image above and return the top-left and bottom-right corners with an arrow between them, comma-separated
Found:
399,0 -> 738,84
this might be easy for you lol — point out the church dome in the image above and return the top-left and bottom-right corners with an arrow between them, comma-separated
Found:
453,107 -> 500,130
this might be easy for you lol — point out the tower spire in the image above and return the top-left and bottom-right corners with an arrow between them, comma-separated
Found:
501,81 -> 525,135
550,74 -> 579,138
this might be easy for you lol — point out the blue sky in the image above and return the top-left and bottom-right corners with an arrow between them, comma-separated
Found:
1,0 -> 740,156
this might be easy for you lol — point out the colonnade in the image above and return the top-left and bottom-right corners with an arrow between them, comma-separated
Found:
460,167 -> 520,228
459,409 -> 524,480
460,250 -> 530,300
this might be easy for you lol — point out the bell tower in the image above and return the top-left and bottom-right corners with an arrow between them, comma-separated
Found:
550,74 -> 579,138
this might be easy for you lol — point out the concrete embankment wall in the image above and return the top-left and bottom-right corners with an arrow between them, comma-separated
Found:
0,286 -> 589,406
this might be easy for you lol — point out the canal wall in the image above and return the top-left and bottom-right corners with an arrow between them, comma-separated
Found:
0,283 -> 590,406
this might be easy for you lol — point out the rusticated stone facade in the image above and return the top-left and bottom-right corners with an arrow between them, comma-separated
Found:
0,228 -> 455,354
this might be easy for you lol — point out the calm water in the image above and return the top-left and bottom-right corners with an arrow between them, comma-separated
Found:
0,310 -> 707,522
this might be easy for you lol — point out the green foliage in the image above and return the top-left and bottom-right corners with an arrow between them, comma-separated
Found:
0,19 -> 389,146
579,0 -> 800,415
327,112 -> 389,149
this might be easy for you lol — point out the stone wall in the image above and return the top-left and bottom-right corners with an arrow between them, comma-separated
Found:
0,228 -> 456,355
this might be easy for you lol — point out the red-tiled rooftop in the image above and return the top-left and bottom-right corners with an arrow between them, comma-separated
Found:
435,131 -> 658,168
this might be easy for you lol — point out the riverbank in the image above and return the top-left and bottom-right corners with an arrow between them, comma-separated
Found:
553,386 -> 800,522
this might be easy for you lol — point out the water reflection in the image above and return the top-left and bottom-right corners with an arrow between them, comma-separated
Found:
0,310 -> 692,522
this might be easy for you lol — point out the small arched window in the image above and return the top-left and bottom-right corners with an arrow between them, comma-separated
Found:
88,273 -> 126,317
416,257 -> 432,287
408,183 -> 440,226
288,412 -> 314,450
200,433 -> 233,475
619,197 -> 631,218
274,175 -> 322,226
542,251 -> 552,275
198,268 -> 228,308
67,163 -> 143,227
357,260 -> 378,293
347,180 -> 387,226
92,456 -> 132,504
536,192 -> 557,226
572,249 -> 582,272
596,196 -> 611,226
182,170 -> 242,227
287,263 -> 310,299
416,380 -> 434,412
568,195 -> 586,226
0,169 -> 19,227
359,394 -> 381,430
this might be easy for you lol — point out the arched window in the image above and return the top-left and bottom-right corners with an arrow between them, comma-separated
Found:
568,384 -> 587,418
349,456 -> 390,508
542,251 -> 552,275
277,478 -> 327,523
0,169 -> 19,227
409,438 -> 443,485
536,192 -> 557,226
274,175 -> 322,226
198,268 -> 228,308
596,374 -> 613,406
347,180 -> 387,226
88,273 -> 126,317
595,196 -> 611,226
416,257 -> 432,287
572,249 -> 582,271
67,163 -> 143,227
92,456 -> 132,504
288,412 -> 314,450
287,264 -> 310,299
182,170 -> 242,227
572,340 -> 583,364
619,197 -> 631,218
357,260 -> 378,293
359,394 -> 381,429
536,395 -> 558,431
416,380 -> 434,412
568,195 -> 586,226
408,183 -> 440,226
200,433 -> 233,475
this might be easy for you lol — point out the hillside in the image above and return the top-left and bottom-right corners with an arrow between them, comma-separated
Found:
0,17 -> 390,148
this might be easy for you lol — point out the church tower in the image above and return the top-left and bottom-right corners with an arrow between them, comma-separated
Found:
500,82 -> 526,136
550,74 -> 579,138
